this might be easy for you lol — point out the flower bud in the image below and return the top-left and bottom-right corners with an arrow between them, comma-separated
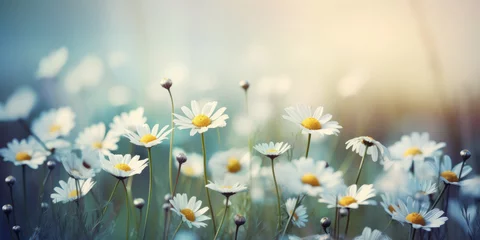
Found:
176,153 -> 187,165
12,225 -> 21,233
234,214 -> 246,226
133,198 -> 145,209
164,194 -> 172,203
41,202 -> 49,211
2,204 -> 13,215
339,208 -> 349,217
460,149 -> 471,161
160,78 -> 173,90
320,217 -> 331,228
239,80 -> 250,90
162,203 -> 171,212
5,176 -> 16,186
47,160 -> 56,170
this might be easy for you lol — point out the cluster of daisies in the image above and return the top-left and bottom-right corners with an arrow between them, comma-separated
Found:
0,79 -> 477,240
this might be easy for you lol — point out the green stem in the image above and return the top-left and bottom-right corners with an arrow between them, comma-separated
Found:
22,165 -> 27,228
270,158 -> 282,231
142,148 -> 154,240
38,169 -> 52,203
201,133 -> 217,233
101,180 -> 120,217
121,180 -> 131,240
168,89 -> 175,195
354,146 -> 369,185
8,186 -> 17,225
137,209 -> 142,238
213,196 -> 229,240
430,184 -> 448,210
281,195 -> 304,238
344,209 -> 351,238
334,197 -> 339,239
171,221 -> 182,240
172,163 -> 182,196
305,133 -> 311,158
458,160 -> 466,181
383,218 -> 393,232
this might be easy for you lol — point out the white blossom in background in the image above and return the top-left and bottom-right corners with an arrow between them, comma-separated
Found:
337,69 -> 370,98
108,85 -> 132,106
107,51 -> 127,69
0,86 -> 37,121
64,55 -> 104,93
36,47 -> 68,79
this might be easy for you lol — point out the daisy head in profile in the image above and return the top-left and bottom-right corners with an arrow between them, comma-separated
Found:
0,86 -> 37,122
282,105 -> 342,136
169,193 -> 210,228
354,227 -> 391,240
205,180 -> 248,197
101,154 -> 148,180
32,107 -> 76,141
173,100 -> 229,136
319,184 -> 376,209
391,197 -> 448,231
0,137 -> 49,169
59,149 -> 96,179
254,142 -> 291,160
285,198 -> 308,228
51,177 -> 95,204
437,155 -> 472,186
346,136 -> 390,163
123,123 -> 172,148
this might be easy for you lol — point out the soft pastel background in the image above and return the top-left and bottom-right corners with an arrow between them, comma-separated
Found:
1,0 -> 479,239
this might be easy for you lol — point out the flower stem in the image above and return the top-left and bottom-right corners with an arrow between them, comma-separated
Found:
344,209 -> 351,238
167,89 -> 175,195
101,179 -> 120,217
411,227 -> 416,240
270,157 -> 282,231
383,218 -> 393,232
354,146 -> 369,185
172,163 -> 182,196
38,169 -> 52,203
281,195 -> 304,238
235,225 -> 240,240
201,133 -> 217,233
137,209 -> 142,238
334,197 -> 339,239
305,133 -> 311,158
430,183 -> 449,210
171,221 -> 182,240
142,148 -> 154,240
213,196 -> 229,240
121,180 -> 131,240
22,165 -> 27,228
458,160 -> 466,181
8,186 -> 17,225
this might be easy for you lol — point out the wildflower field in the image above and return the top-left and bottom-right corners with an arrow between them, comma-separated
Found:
1,1 -> 479,240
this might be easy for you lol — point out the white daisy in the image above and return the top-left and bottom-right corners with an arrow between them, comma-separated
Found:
75,122 -> 119,155
405,178 -> 437,201
292,157 -> 344,197
354,227 -> 391,240
32,107 -> 76,141
51,177 -> 95,204
388,132 -> 445,162
173,100 -> 229,136
36,47 -> 68,79
380,193 -> 402,217
123,124 -> 172,148
101,154 -> 148,179
209,148 -> 257,183
59,150 -> 96,179
0,138 -> 49,169
173,148 -> 203,178
391,197 -> 448,231
282,104 -> 342,136
285,198 -> 308,228
253,142 -> 290,159
461,176 -> 480,198
319,184 -> 376,209
0,86 -> 37,121
437,155 -> 472,186
345,136 -> 390,163
205,180 -> 248,197
169,193 -> 210,228
109,107 -> 147,136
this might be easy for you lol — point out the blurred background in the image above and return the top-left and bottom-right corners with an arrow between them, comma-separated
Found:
1,0 -> 479,239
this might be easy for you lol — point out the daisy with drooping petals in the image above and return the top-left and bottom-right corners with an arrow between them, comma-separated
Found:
123,124 -> 172,148
0,137 -> 49,169
437,155 -> 472,186
205,180 -> 248,197
346,136 -> 390,163
0,86 -> 37,121
389,132 -> 445,162
169,193 -> 211,228
173,148 -> 203,178
173,100 -> 229,136
254,142 -> 291,159
285,198 -> 308,228
282,105 -> 342,136
354,227 -> 391,240
391,197 -> 448,231
51,177 -> 95,204
319,184 -> 376,209
75,123 -> 119,155
109,107 -> 147,136
59,150 -> 96,179
32,107 -> 76,141
101,154 -> 148,179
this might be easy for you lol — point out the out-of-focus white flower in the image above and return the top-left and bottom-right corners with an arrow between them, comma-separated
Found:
64,55 -> 104,93
32,107 -> 75,141
285,198 -> 308,228
59,149 -> 96,179
232,114 -> 255,136
108,85 -> 131,106
0,137 -> 49,169
173,148 -> 203,178
173,100 -> 229,136
392,197 -> 447,231
36,47 -> 68,79
353,227 -> 391,240
374,169 -> 410,196
107,51 -> 127,69
51,177 -> 95,204
283,105 -> 342,136
0,86 -> 37,121
109,107 -> 147,136
461,176 -> 480,198
388,132 -> 445,163
405,178 -> 437,202
337,70 -> 369,98
75,123 -> 119,155
319,184 -> 376,209
380,193 -> 400,218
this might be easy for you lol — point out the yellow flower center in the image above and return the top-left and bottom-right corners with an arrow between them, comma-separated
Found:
441,170 -> 459,182
15,152 -> 32,161
180,208 -> 196,221
301,117 -> 322,130
140,134 -> 157,144
115,163 -> 132,172
388,205 -> 396,213
183,166 -> 195,176
289,211 -> 299,220
362,136 -> 375,146
406,212 -> 426,226
227,158 -> 242,173
301,173 -> 320,186
403,147 -> 423,157
222,185 -> 233,189
192,114 -> 211,127
49,124 -> 61,133
339,196 -> 357,207
68,190 -> 79,198
267,149 -> 278,153
92,141 -> 103,149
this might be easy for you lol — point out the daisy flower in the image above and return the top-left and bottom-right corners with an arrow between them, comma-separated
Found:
169,193 -> 210,228
0,86 -> 37,121
380,193 -> 401,217
285,198 -> 308,228
59,150 -> 96,179
173,148 -> 203,178
32,107 -> 76,141
205,180 -> 248,197
36,47 -> 68,79
75,123 -> 119,155
123,124 -> 172,148
346,136 -> 390,163
109,107 -> 147,136
51,177 -> 95,204
209,148 -> 256,183
354,227 -> 391,240
391,197 -> 448,231
437,155 -> 472,186
0,138 -> 49,169
173,100 -> 229,136
292,157 -> 344,197
282,105 -> 342,136
253,142 -> 290,159
101,154 -> 148,179
319,184 -> 376,209
405,178 -> 437,201
388,132 -> 445,162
